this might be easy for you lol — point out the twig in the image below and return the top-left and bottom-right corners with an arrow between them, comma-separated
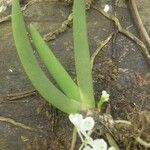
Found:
69,127 -> 77,150
43,0 -> 94,41
78,143 -> 84,150
106,133 -> 120,150
92,6 -> 150,65
90,33 -> 114,69
0,14 -> 11,23
0,116 -> 38,131
7,89 -> 37,101
114,120 -> 132,126
0,0 -> 37,23
128,0 -> 150,51
136,137 -> 150,148
114,120 -> 150,148
43,13 -> 73,41
7,89 -> 36,97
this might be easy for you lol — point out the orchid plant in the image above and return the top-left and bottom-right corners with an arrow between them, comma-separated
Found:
12,0 -> 109,114
12,0 -> 113,149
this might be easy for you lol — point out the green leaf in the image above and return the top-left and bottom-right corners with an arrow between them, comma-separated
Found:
73,0 -> 95,109
12,0 -> 81,114
29,24 -> 80,101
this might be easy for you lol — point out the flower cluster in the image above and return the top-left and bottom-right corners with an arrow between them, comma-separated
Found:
69,114 -> 115,150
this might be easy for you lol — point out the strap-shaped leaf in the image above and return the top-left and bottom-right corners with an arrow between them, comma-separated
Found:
29,25 -> 80,101
12,0 -> 81,114
73,0 -> 95,108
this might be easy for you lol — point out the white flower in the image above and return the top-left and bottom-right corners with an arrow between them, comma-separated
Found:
83,139 -> 115,150
69,113 -> 83,128
104,4 -> 110,12
90,139 -> 108,150
69,114 -> 95,132
83,145 -> 92,150
101,91 -> 109,101
80,117 -> 95,131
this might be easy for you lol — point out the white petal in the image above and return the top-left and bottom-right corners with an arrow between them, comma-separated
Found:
101,90 -> 109,101
80,117 -> 95,131
108,147 -> 116,150
90,139 -> 108,150
69,113 -> 83,127
83,145 -> 93,150
104,4 -> 110,12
